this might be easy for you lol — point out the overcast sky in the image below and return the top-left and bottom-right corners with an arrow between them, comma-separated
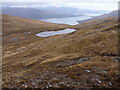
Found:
2,0 -> 119,3
2,0 -> 119,11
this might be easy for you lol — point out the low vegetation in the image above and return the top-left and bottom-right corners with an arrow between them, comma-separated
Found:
2,15 -> 119,89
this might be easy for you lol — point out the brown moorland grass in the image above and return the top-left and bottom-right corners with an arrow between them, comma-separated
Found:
2,14 -> 70,45
2,15 -> 119,89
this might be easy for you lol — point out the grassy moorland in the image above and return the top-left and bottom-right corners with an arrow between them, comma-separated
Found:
2,14 -> 119,89
2,14 -> 70,45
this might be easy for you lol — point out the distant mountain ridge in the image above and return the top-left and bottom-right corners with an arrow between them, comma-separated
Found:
41,7 -> 81,15
78,10 -> 119,23
93,10 -> 119,18
2,8 -> 79,19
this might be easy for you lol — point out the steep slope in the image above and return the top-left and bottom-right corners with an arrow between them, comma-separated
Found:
3,16 -> 119,88
2,14 -> 69,44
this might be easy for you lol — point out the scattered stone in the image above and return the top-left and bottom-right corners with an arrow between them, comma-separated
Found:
109,82 -> 112,86
48,85 -> 52,87
24,32 -> 31,34
101,70 -> 107,74
97,79 -> 101,83
32,82 -> 36,85
84,70 -> 91,72
78,57 -> 89,62
113,57 -> 120,62
22,84 -> 28,88
55,57 -> 90,68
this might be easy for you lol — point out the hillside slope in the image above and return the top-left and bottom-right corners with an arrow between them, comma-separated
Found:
2,14 -> 69,44
2,15 -> 119,89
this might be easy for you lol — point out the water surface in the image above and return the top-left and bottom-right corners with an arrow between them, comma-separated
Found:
40,13 -> 103,25
36,28 -> 76,37
40,16 -> 91,25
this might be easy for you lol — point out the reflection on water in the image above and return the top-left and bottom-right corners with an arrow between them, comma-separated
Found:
40,13 -> 103,25
40,16 -> 92,25
36,28 -> 76,37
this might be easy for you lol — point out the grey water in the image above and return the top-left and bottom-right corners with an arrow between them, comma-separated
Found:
36,28 -> 76,37
40,16 -> 91,25
40,13 -> 102,25
36,13 -> 103,37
